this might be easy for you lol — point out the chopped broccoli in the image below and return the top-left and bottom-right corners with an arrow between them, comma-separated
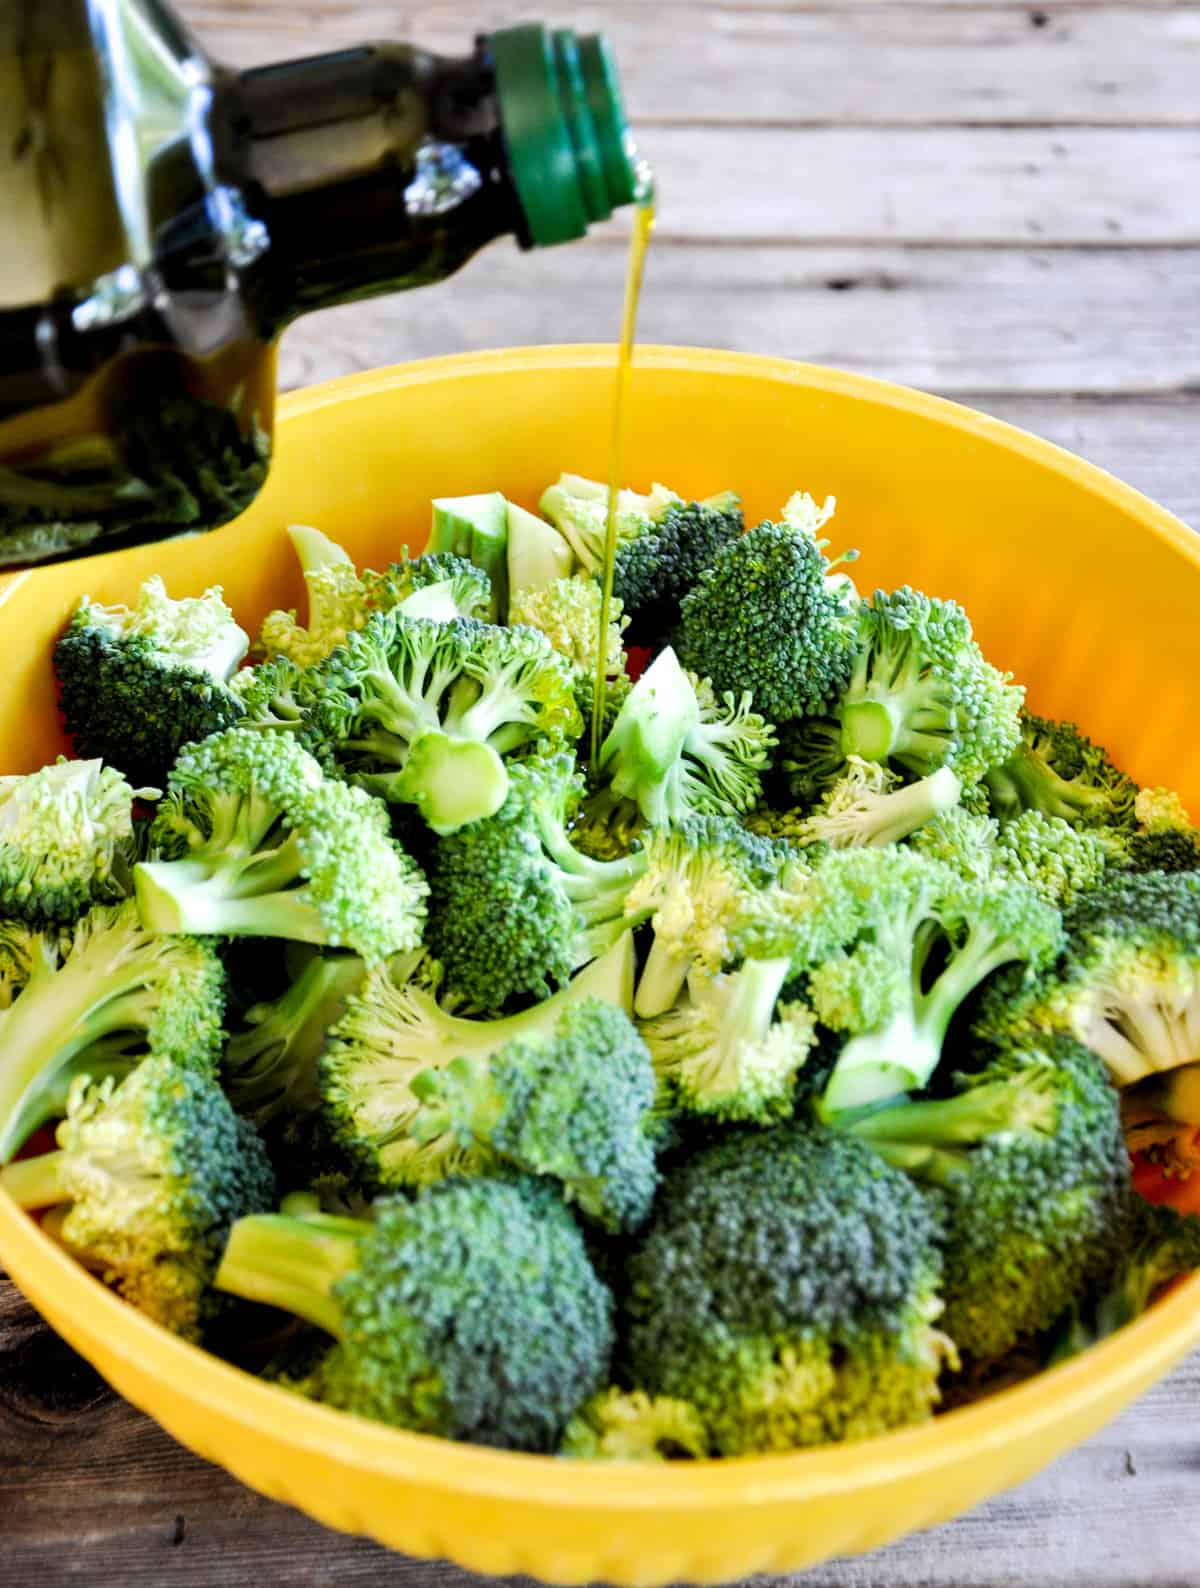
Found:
770,847 -> 1064,1115
0,900 -> 225,1163
624,814 -> 796,1018
408,998 -> 658,1232
782,587 -> 1023,803
791,759 -> 963,851
677,513 -> 859,724
977,870 -> 1200,1089
257,525 -> 369,668
318,934 -> 635,1190
992,810 -> 1112,908
560,1387 -> 709,1460
214,1176 -> 614,1452
624,1123 -> 953,1455
0,1055 -> 274,1340
982,711 -> 1138,831
427,754 -> 646,1014
1047,1196 -> 1200,1360
429,492 -> 510,619
585,648 -> 776,839
133,729 -> 428,964
613,494 -> 745,645
0,758 -> 157,925
639,958 -> 817,1124
1118,785 -> 1200,874
539,473 -> 681,577
846,1038 -> 1129,1361
54,575 -> 250,786
222,950 -> 368,1130
906,806 -> 1001,886
302,609 -> 579,832
507,575 -> 631,726
506,500 -> 574,594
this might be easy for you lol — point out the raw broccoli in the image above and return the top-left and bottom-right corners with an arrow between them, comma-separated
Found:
0,900 -> 225,1163
676,512 -> 859,724
508,575 -> 631,714
302,608 -> 580,833
612,493 -> 745,645
772,847 -> 1064,1115
427,754 -> 647,1014
539,473 -> 681,576
0,920 -> 42,1008
982,711 -> 1138,831
843,1039 -> 1129,1359
54,575 -> 250,786
1047,1195 -> 1200,1361
639,958 -> 817,1124
0,758 -> 157,925
585,648 -> 776,839
976,870 -> 1200,1090
407,998 -> 658,1232
1119,785 -> 1200,874
560,1387 -> 709,1460
222,949 -> 368,1130
992,810 -> 1112,908
790,759 -> 963,852
318,934 -> 635,1190
624,1123 -> 953,1455
906,806 -> 1000,886
782,588 -> 1023,803
429,492 -> 511,619
0,1055 -> 274,1339
133,729 -> 428,964
214,1175 -> 614,1452
624,815 -> 796,1018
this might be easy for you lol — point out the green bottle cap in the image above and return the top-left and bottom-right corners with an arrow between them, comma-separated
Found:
489,24 -> 641,248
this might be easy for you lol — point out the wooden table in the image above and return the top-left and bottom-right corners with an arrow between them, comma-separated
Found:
4,2 -> 1200,1582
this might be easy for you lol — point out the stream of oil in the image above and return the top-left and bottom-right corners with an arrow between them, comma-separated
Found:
589,190 -> 657,767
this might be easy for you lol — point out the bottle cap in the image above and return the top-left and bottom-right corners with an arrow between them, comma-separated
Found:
489,24 -> 641,248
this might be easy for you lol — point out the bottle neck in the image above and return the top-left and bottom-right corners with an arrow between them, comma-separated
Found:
221,42 -> 527,330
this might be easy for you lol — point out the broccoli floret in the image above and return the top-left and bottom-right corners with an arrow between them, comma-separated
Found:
792,760 -> 963,851
1047,1196 -> 1200,1361
639,959 -> 817,1124
782,588 -> 1023,803
1117,786 -> 1200,874
0,900 -> 225,1163
302,609 -> 579,833
992,810 -> 1112,908
586,648 -> 776,840
133,729 -> 427,964
318,935 -> 635,1190
222,950 -> 368,1130
977,870 -> 1200,1090
624,815 -> 796,1018
408,998 -> 657,1232
427,754 -> 647,1014
774,847 -> 1064,1115
982,711 -> 1138,831
677,513 -> 859,724
539,473 -> 681,577
508,575 -> 631,711
613,494 -> 745,645
624,1124 -> 952,1455
906,806 -> 1001,886
0,1055 -> 274,1339
560,1387 -> 709,1461
214,1176 -> 614,1452
0,758 -> 157,925
0,920 -> 43,1008
54,576 -> 250,786
844,1039 -> 1129,1360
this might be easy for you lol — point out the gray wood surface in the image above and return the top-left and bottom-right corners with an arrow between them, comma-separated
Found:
4,2 -> 1200,1584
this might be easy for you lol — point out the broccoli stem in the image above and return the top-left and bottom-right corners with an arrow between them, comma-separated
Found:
840,701 -> 898,763
389,730 -> 510,834
213,1213 -> 366,1336
0,1149 -> 69,1210
135,860 -> 333,944
820,1009 -> 939,1115
634,937 -> 694,1020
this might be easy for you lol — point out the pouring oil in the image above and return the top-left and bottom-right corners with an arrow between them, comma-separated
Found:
589,181 -> 657,766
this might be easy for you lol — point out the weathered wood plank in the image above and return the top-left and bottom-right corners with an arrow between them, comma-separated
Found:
2,1274 -> 1199,1586
274,241 -> 1200,398
184,3 -> 1200,128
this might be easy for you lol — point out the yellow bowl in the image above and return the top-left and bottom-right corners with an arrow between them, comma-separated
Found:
1,347 -> 1198,1585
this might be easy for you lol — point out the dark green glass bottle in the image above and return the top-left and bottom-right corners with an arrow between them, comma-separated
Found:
0,2 -> 642,567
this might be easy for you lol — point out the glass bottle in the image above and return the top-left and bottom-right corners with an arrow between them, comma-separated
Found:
0,1 -> 642,567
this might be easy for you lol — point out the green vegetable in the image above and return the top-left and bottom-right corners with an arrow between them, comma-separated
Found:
560,1387 -> 709,1460
429,491 -> 509,619
983,711 -> 1137,831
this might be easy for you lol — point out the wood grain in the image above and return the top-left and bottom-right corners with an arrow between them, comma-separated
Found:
275,241 -> 1200,397
188,3 -> 1200,127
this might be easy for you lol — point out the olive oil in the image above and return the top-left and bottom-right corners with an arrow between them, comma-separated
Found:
590,189 -> 657,764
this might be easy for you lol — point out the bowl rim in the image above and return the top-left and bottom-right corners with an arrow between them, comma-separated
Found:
1,343 -> 1198,1511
